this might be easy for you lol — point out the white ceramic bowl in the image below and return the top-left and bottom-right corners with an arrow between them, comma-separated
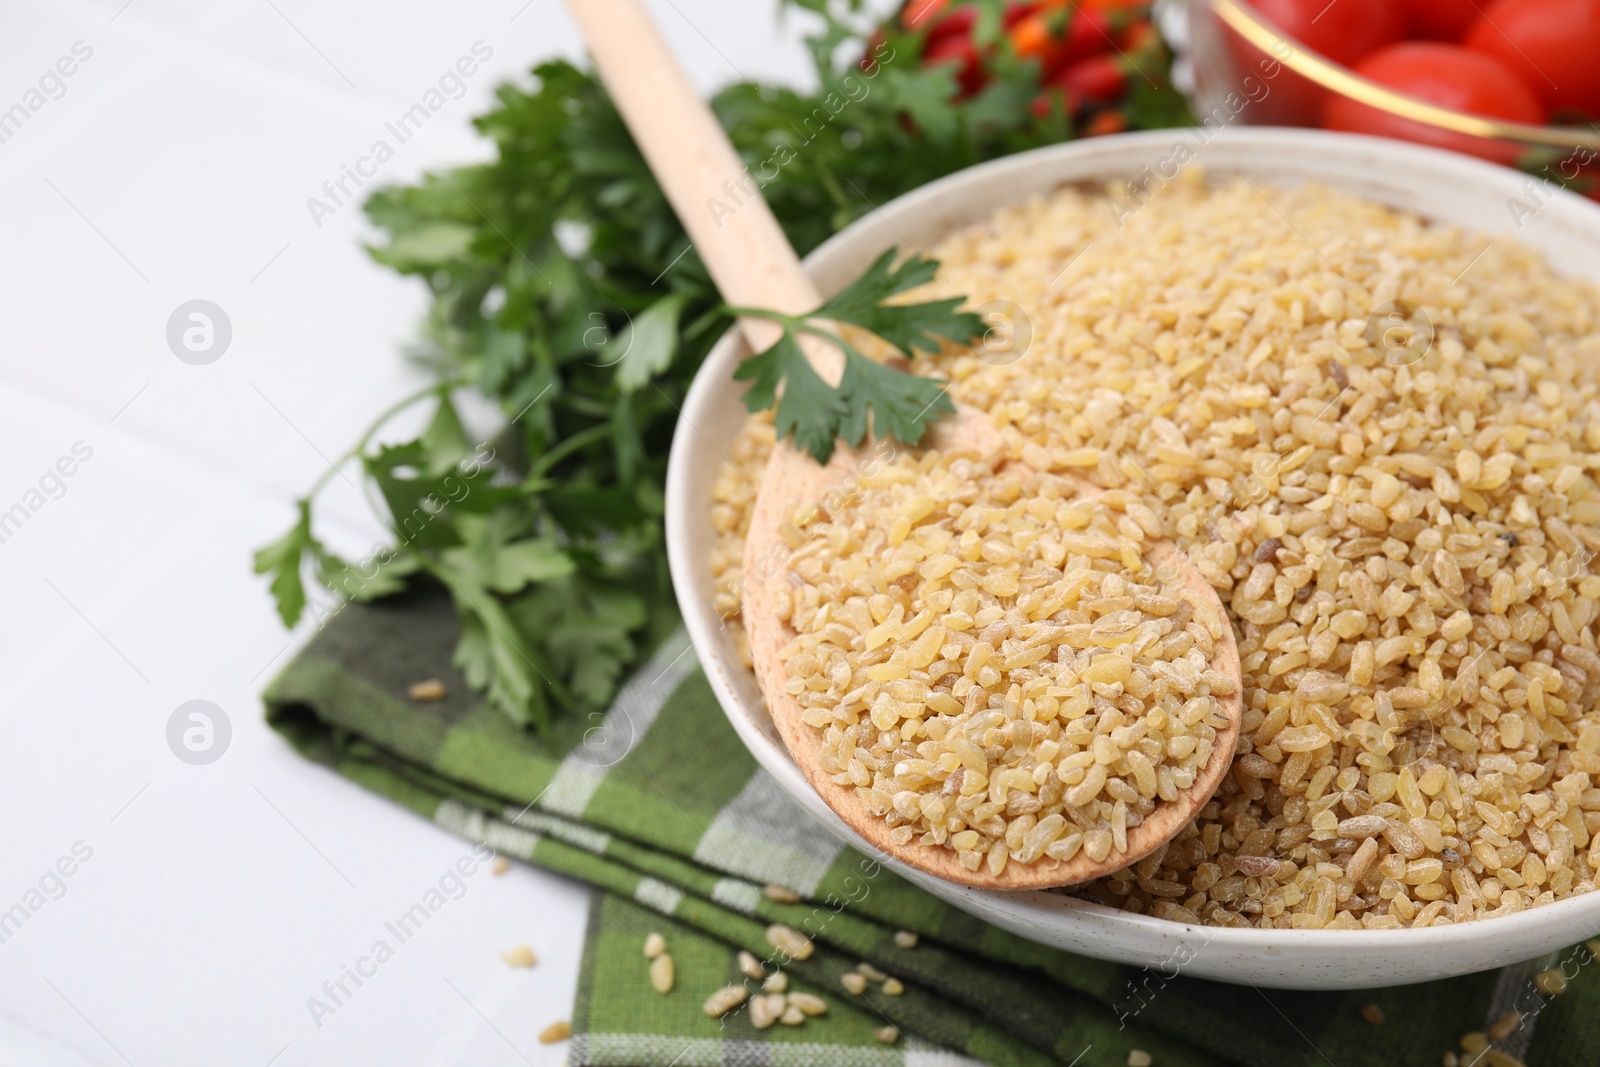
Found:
666,128 -> 1600,988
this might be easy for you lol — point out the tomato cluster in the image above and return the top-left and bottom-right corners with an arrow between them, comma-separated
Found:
901,0 -> 1160,137
1244,0 -> 1600,164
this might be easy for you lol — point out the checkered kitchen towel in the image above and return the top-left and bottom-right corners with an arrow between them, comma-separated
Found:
264,581 -> 1600,1066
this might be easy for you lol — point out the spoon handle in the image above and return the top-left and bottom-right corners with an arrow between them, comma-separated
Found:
563,0 -> 843,383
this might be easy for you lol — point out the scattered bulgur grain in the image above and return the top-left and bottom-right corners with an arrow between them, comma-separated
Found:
766,924 -> 814,960
491,856 -> 510,876
1460,1032 -> 1488,1054
1359,1003 -> 1385,1026
649,953 -> 675,994
1128,1051 -> 1154,1067
763,883 -> 802,904
703,985 -> 749,1018
749,993 -> 784,1030
873,1025 -> 900,1044
856,961 -> 888,983
840,972 -> 869,995
1534,968 -> 1568,996
882,977 -> 905,996
712,175 -> 1600,927
763,971 -> 788,993
1442,1052 -> 1459,1067
407,679 -> 446,702
500,945 -> 537,968
780,1004 -> 805,1025
538,1020 -> 570,1044
1486,1010 -> 1520,1041
787,992 -> 828,1016
644,932 -> 666,960
738,950 -> 765,980
1482,1052 -> 1527,1067
893,930 -> 919,949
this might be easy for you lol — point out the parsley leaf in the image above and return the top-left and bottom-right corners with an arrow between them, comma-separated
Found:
733,331 -> 847,463
252,500 -> 314,627
837,341 -> 954,447
730,250 -> 979,463
615,292 -> 691,392
814,249 -> 983,357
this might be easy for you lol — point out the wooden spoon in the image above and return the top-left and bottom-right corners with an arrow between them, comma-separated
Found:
565,0 -> 1243,889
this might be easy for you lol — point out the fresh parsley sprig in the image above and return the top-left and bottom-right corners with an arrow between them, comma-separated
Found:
729,249 -> 982,463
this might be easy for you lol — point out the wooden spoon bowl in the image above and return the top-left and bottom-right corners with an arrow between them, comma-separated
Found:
738,428 -> 1244,889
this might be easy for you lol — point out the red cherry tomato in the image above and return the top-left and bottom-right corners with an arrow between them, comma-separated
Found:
1009,9 -> 1066,66
1009,5 -> 1117,74
1060,55 -> 1128,103
1464,0 -> 1600,117
1085,110 -> 1128,136
1243,0 -> 1405,67
923,33 -> 989,96
1060,7 -> 1117,68
903,0 -> 950,29
1004,2 -> 1038,28
906,0 -> 979,43
1323,42 -> 1547,163
1030,84 -> 1082,120
1401,0 -> 1480,40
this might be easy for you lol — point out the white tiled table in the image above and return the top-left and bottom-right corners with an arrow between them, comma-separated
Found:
0,2 -> 821,1063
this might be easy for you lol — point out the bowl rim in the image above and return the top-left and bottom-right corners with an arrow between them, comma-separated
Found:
666,126 -> 1600,961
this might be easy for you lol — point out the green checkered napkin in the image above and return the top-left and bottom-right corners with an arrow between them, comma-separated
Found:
265,582 -> 1599,1067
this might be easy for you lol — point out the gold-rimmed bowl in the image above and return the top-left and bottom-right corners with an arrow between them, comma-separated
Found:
1188,0 -> 1600,179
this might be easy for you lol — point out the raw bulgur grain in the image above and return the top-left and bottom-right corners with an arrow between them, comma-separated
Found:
763,882 -> 802,903
1482,1053 -> 1527,1067
750,993 -> 785,1029
710,414 -> 775,668
780,450 -> 1228,874
649,953 -> 675,994
856,961 -> 888,983
407,679 -> 446,701
703,985 -> 750,1017
765,924 -> 814,960
644,932 -> 666,959
1486,1009 -> 1520,1041
500,945 -> 537,968
712,175 -> 1600,926
1534,967 -> 1568,995
787,992 -> 828,1015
